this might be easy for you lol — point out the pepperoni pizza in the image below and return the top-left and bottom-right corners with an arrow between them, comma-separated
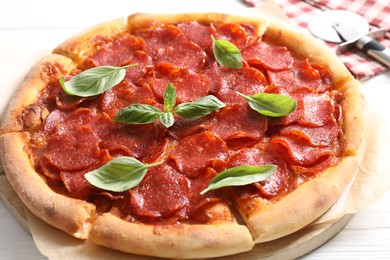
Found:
0,13 -> 364,258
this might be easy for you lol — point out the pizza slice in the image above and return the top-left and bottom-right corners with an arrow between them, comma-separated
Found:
225,21 -> 364,242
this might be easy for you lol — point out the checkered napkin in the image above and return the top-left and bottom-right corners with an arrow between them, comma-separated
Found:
243,0 -> 390,80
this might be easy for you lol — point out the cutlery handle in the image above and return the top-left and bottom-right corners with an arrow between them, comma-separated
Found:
356,36 -> 390,67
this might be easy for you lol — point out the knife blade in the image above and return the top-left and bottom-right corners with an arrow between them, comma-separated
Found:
333,23 -> 390,68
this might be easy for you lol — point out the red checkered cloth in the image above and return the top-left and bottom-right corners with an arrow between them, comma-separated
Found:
242,0 -> 390,80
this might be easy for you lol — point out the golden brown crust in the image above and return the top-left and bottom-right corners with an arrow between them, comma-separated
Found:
53,18 -> 126,63
0,54 -> 77,133
89,213 -> 254,259
0,132 -> 95,239
127,12 -> 269,36
339,79 -> 365,156
235,156 -> 358,243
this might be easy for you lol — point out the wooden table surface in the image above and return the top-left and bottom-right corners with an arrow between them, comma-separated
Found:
0,0 -> 389,259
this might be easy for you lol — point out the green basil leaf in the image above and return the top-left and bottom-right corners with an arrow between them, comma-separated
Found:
211,35 -> 243,69
160,112 -> 175,128
236,91 -> 297,117
200,164 -> 276,195
60,64 -> 137,97
114,104 -> 163,124
85,157 -> 162,192
164,83 -> 176,112
174,95 -> 226,119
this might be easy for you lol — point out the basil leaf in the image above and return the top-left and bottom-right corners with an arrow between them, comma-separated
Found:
85,156 -> 162,192
60,64 -> 137,97
200,164 -> 276,195
236,91 -> 297,117
164,83 -> 176,112
211,35 -> 243,69
115,104 -> 163,124
160,112 -> 175,128
174,95 -> 226,119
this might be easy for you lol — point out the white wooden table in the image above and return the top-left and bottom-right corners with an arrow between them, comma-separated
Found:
1,1 -> 389,259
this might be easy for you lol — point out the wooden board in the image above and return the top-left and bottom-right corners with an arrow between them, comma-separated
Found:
0,171 -> 30,232
0,166 -> 353,259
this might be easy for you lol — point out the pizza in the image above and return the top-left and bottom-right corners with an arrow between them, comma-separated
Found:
0,13 -> 364,258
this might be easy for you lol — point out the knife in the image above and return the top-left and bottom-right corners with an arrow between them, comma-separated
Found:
333,23 -> 390,67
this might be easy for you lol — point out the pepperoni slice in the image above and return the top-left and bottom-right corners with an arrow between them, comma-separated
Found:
299,92 -> 334,127
57,108 -> 112,136
143,138 -> 178,164
152,64 -> 209,103
65,108 -> 99,126
215,67 -> 267,105
279,120 -> 339,147
130,164 -> 190,218
188,168 -> 219,206
45,108 -> 111,136
44,109 -> 67,134
40,157 -> 61,180
81,34 -> 152,83
44,126 -> 101,171
292,155 -> 340,177
228,148 -> 292,198
186,168 -> 226,221
210,104 -> 267,149
169,131 -> 229,178
59,149 -> 112,200
243,41 -> 294,71
100,122 -> 161,159
60,169 -> 93,199
203,59 -> 231,94
268,60 -> 324,92
42,82 -> 86,111
101,81 -> 155,118
177,22 -> 216,53
214,23 -> 255,50
82,34 -> 145,67
123,51 -> 154,83
311,63 -> 332,92
270,135 -> 333,166
142,25 -> 207,71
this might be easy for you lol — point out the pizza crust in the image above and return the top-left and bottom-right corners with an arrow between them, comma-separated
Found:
90,213 -> 254,259
339,79 -> 365,156
53,18 -> 126,63
126,13 -> 269,35
0,132 -> 95,239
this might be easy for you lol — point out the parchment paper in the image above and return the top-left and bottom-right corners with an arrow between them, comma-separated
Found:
1,0 -> 389,259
